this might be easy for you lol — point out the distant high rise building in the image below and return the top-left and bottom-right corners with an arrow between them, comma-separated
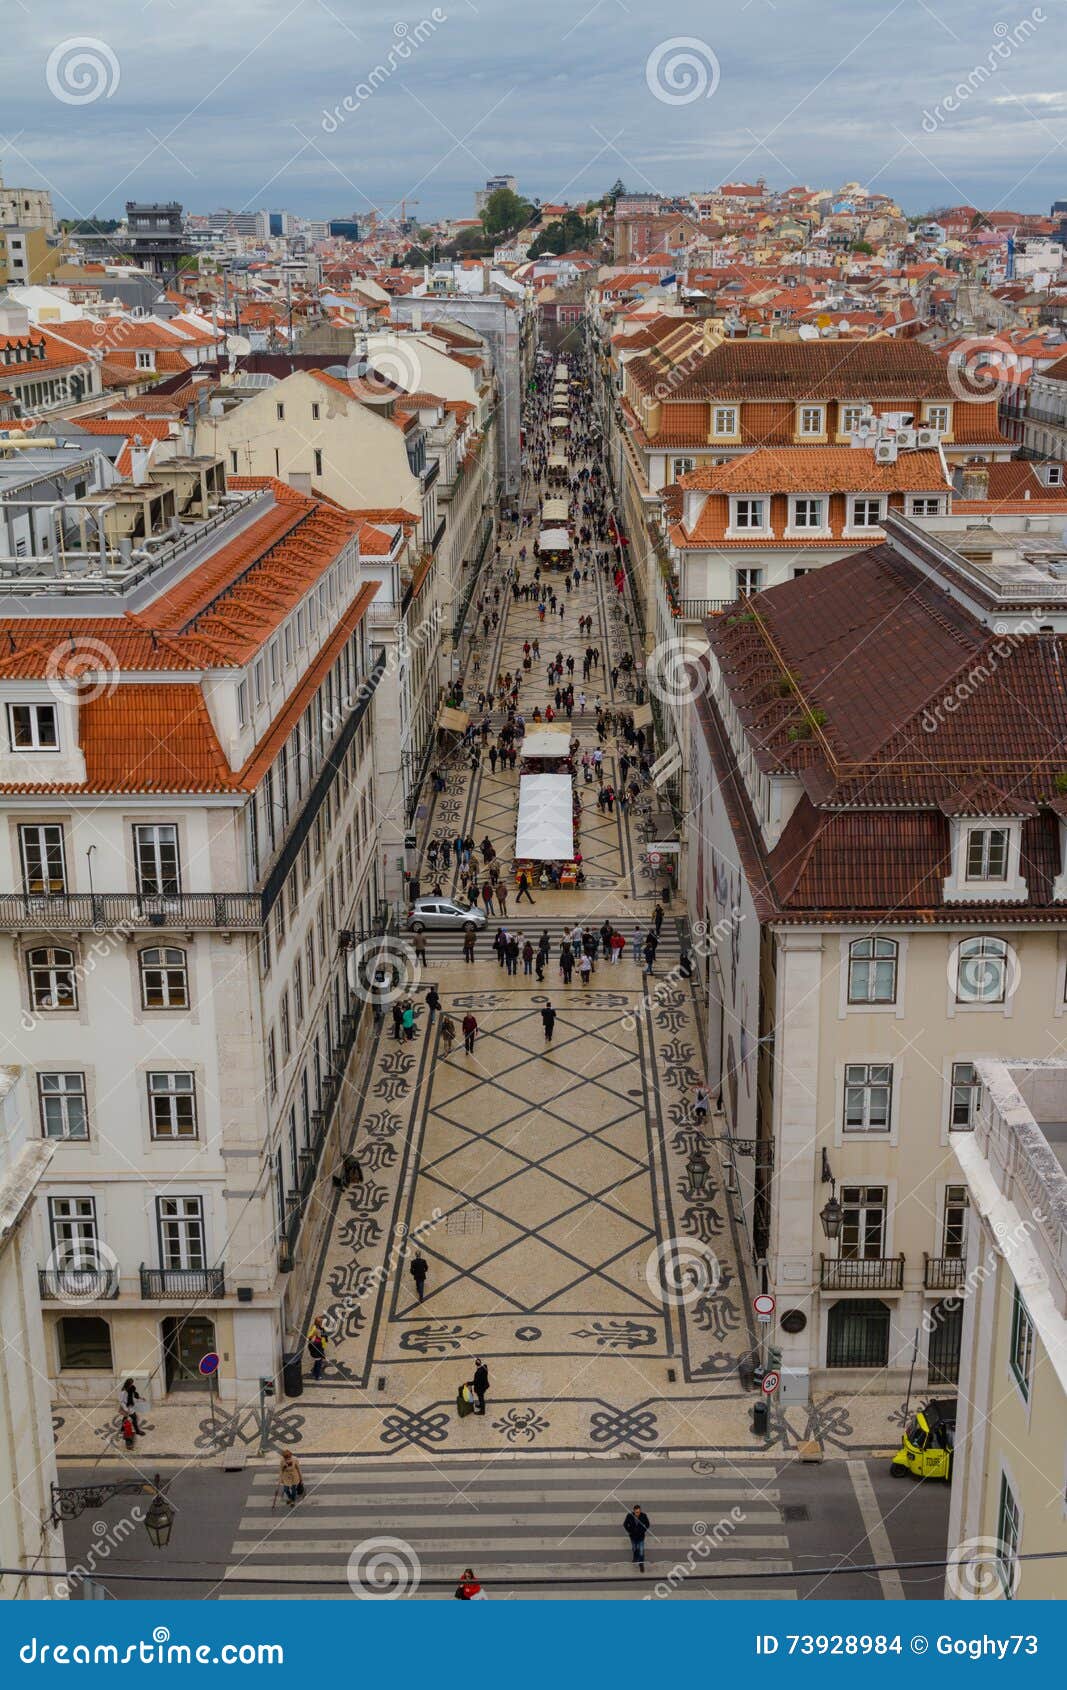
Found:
123,202 -> 198,278
474,176 -> 517,214
0,167 -> 55,234
328,219 -> 361,242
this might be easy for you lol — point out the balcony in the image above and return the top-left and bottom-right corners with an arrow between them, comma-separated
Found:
39,1265 -> 119,1301
430,515 -> 446,554
820,1253 -> 905,1292
139,1264 -> 226,1299
923,1253 -> 966,1292
0,892 -> 263,933
674,598 -> 733,621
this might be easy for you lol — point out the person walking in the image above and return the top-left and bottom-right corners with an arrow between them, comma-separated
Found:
643,934 -> 658,976
401,1000 -> 415,1042
425,984 -> 441,1020
653,901 -> 664,938
541,1002 -> 557,1043
496,881 -> 508,916
462,1012 -> 478,1056
278,1450 -> 304,1509
409,1251 -> 429,1302
624,1504 -> 650,1572
454,1568 -> 485,1600
440,1013 -> 456,1054
307,1317 -> 327,1382
631,926 -> 644,965
522,938 -> 534,976
119,1378 -> 146,1437
578,951 -> 592,986
693,1085 -> 709,1124
516,870 -> 535,905
412,930 -> 428,968
506,934 -> 519,976
471,1358 -> 490,1415
462,929 -> 477,965
392,1001 -> 404,1042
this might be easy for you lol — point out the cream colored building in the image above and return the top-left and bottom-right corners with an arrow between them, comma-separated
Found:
947,1058 -> 1067,1600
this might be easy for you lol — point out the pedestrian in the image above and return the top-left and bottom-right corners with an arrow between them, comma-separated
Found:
440,1013 -> 456,1054
462,1012 -> 478,1055
454,1568 -> 486,1600
402,1000 -> 415,1041
653,902 -> 664,937
119,1377 -> 146,1437
679,950 -> 693,979
693,1085 -> 709,1123
541,1002 -> 557,1043
506,935 -> 519,976
410,1251 -> 429,1302
522,938 -> 534,976
307,1317 -> 327,1381
462,930 -> 476,965
624,1505 -> 650,1572
472,1357 -> 490,1414
413,931 -> 427,967
578,952 -> 592,986
632,927 -> 644,965
278,1450 -> 304,1509
610,929 -> 626,965
644,935 -> 657,976
496,882 -> 508,915
426,984 -> 441,1019
392,1001 -> 404,1041
120,1414 -> 136,1451
516,870 -> 535,905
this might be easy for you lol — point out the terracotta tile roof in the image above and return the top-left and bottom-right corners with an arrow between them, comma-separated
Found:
632,337 -> 961,402
678,446 -> 950,495
953,461 -> 1067,510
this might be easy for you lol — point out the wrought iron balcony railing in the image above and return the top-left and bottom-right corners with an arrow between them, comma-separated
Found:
923,1253 -> 966,1291
0,892 -> 262,933
139,1264 -> 226,1299
39,1265 -> 120,1301
820,1253 -> 905,1292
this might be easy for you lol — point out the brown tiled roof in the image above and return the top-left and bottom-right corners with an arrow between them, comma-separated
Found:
678,446 -> 950,494
639,337 -> 960,402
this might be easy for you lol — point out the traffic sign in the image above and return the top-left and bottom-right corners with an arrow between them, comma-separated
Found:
199,1351 -> 220,1377
761,1371 -> 780,1394
753,1293 -> 775,1316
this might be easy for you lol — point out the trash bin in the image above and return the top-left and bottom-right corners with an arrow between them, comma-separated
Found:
752,1399 -> 769,1438
282,1350 -> 304,1399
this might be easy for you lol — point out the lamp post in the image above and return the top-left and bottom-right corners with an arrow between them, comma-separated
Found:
50,1472 -> 175,1546
820,1149 -> 844,1243
686,1147 -> 711,1197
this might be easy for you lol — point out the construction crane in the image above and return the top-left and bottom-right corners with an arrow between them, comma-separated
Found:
399,198 -> 419,227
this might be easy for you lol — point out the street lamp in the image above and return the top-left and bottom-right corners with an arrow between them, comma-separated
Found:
820,1181 -> 843,1241
143,1479 -> 175,1550
686,1147 -> 711,1196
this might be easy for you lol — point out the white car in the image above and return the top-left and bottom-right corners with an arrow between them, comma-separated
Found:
407,896 -> 487,933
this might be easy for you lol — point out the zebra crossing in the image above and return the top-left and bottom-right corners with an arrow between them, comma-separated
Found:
218,1460 -> 799,1600
404,915 -> 686,961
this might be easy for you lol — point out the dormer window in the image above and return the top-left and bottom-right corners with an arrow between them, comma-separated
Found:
712,406 -> 738,436
7,702 -> 58,751
848,497 -> 885,529
797,404 -> 825,437
966,826 -> 1009,882
924,404 -> 951,432
731,497 -> 768,532
790,496 -> 826,530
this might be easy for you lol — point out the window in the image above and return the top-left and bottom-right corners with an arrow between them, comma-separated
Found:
955,936 -> 1008,1004
136,350 -> 154,370
19,824 -> 66,894
672,456 -> 695,479
134,824 -> 180,897
280,992 -> 292,1062
712,406 -> 737,435
849,497 -> 884,528
267,1029 -> 278,1097
925,405 -> 950,432
38,1072 -> 88,1140
942,1185 -> 969,1258
230,450 -> 238,473
7,702 -> 58,751
840,405 -> 867,434
966,827 -> 1009,881
848,936 -> 898,1004
839,1185 -> 887,1259
293,958 -> 304,1024
312,402 -> 321,421
733,498 -> 766,530
156,1196 -> 205,1270
791,497 -> 825,529
269,640 -> 280,688
909,497 -> 942,517
798,404 -> 825,436
1047,463 -> 1063,486
254,658 -> 266,707
49,1195 -> 97,1265
735,567 -> 763,598
313,448 -> 323,477
147,1071 -> 197,1139
236,678 -> 249,728
139,946 -> 189,1009
276,402 -> 285,421
843,1063 -> 892,1132
1009,1285 -> 1034,1399
27,945 -> 77,1010
305,928 -> 316,991
950,1061 -> 982,1129
996,1474 -> 1020,1598
57,1315 -> 112,1371
283,623 -> 294,666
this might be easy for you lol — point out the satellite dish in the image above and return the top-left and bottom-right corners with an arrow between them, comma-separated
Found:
225,334 -> 252,356
797,324 -> 819,341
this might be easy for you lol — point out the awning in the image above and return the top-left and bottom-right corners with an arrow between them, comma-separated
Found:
437,705 -> 470,732
522,729 -> 571,759
541,497 -> 569,523
538,526 -> 572,551
550,417 -> 568,431
547,453 -> 568,470
554,363 -> 567,377
516,774 -> 573,860
631,702 -> 653,729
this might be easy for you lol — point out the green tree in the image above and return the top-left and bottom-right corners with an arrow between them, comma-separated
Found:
480,187 -> 535,239
528,211 -> 599,258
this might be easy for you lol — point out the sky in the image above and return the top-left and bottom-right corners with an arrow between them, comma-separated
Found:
2,0 -> 1065,224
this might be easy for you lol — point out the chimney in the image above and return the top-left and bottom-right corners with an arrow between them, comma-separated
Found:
960,465 -> 989,501
130,435 -> 150,486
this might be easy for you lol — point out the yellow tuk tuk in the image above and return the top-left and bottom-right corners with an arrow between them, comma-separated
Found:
891,1398 -> 956,1481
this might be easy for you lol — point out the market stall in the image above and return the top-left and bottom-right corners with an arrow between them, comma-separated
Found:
514,773 -> 581,888
541,496 -> 570,527
520,727 -> 574,773
547,452 -> 569,481
535,524 -> 572,566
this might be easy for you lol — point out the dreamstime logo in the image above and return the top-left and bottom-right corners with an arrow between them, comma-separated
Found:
946,335 -> 1017,404
43,1240 -> 120,1304
46,38 -> 120,105
55,1506 -> 144,1598
946,1535 -> 1019,1599
645,1237 -> 721,1306
347,1535 -> 422,1598
920,620 -> 1035,732
347,338 -> 424,405
920,10 -> 1046,132
645,38 -> 721,106
322,12 -> 448,131
646,637 -> 711,705
349,936 -> 422,1007
44,636 -> 122,706
949,937 -> 1022,1007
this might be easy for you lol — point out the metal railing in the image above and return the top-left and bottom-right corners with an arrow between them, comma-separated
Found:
820,1253 -> 905,1292
923,1253 -> 966,1291
39,1265 -> 120,1301
0,892 -> 262,932
139,1264 -> 226,1299
674,597 -> 733,621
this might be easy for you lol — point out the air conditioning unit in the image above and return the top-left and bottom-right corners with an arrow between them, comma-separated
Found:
914,427 -> 939,448
894,427 -> 917,449
874,440 -> 898,464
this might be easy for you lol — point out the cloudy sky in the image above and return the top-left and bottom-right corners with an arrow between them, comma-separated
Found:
3,0 -> 1064,222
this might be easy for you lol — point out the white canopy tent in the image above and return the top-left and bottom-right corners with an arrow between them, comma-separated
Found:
554,363 -> 568,378
516,774 -> 573,860
537,525 -> 572,551
550,417 -> 568,432
541,497 -> 569,523
547,452 -> 568,472
522,729 -> 572,759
